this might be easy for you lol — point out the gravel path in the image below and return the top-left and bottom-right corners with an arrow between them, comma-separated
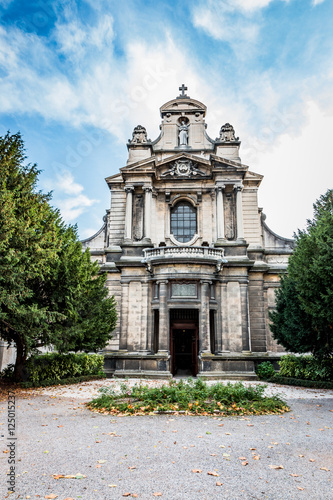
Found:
26,377 -> 333,402
0,380 -> 332,500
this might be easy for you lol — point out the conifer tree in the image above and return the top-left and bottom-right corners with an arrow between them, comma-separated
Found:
270,189 -> 333,358
0,133 -> 117,379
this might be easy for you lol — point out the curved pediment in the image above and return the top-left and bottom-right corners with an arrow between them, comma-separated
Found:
160,98 -> 207,116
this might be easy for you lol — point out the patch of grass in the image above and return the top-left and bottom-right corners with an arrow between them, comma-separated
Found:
86,378 -> 289,416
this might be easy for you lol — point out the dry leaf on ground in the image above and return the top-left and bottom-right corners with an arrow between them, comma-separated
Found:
208,471 -> 219,476
192,469 -> 202,473
216,482 -> 223,486
268,465 -> 284,469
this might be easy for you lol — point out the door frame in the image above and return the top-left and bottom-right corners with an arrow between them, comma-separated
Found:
170,320 -> 199,376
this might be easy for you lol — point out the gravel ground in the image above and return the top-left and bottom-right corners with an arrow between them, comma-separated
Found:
0,380 -> 332,500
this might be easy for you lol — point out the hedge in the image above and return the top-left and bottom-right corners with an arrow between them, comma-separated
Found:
279,354 -> 333,382
267,375 -> 333,390
20,373 -> 106,388
23,352 -> 105,385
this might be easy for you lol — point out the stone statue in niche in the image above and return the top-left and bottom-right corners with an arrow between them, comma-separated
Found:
218,123 -> 239,142
178,120 -> 189,146
129,125 -> 150,144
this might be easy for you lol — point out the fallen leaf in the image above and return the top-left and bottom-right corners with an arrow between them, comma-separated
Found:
208,471 -> 219,476
192,469 -> 202,473
132,495 -> 138,498
247,424 -> 254,427
225,432 -> 231,435
297,487 -> 304,491
241,461 -> 248,466
290,474 -> 299,477
249,448 -> 256,450
218,424 -> 224,427
57,425 -> 63,428
309,459 -> 315,462
216,482 -> 223,486
45,496 -> 57,499
122,494 -> 131,497
239,457 -> 247,460
64,498 -> 75,500
53,474 -> 64,480
128,466 -> 136,470
210,453 -> 217,456
206,431 -> 211,435
97,460 -> 107,464
153,494 -> 162,497
268,465 -> 284,469
3,450 -> 9,453
253,456 -> 260,460
320,467 -> 330,472
298,455 -> 305,458
108,484 -> 117,487
43,450 -> 49,454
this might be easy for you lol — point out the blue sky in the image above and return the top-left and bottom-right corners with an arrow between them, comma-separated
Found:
0,0 -> 332,239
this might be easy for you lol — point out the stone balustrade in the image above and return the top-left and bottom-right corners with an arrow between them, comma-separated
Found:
142,246 -> 226,271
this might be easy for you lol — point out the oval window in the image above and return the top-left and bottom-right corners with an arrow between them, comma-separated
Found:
170,201 -> 197,243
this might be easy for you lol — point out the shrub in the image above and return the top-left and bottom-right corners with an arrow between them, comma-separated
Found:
24,352 -> 104,385
256,362 -> 276,380
87,378 -> 289,416
279,355 -> 333,381
268,375 -> 333,390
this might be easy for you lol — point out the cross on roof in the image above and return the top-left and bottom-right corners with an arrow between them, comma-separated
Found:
178,83 -> 189,98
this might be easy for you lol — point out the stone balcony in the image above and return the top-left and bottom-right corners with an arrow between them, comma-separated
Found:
142,246 -> 227,272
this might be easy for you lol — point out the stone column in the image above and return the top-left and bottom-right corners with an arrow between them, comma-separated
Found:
240,282 -> 251,352
200,280 -> 211,353
119,282 -> 129,350
124,185 -> 134,241
234,184 -> 244,240
215,185 -> 225,240
157,280 -> 169,353
143,186 -> 152,241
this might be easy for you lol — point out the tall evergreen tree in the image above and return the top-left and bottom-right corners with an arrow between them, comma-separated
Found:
270,189 -> 333,358
0,133 -> 117,379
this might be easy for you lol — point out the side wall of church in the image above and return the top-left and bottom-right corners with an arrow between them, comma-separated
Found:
242,188 -> 261,246
108,189 -> 126,246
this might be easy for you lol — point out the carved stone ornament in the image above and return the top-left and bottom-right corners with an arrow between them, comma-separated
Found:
218,123 -> 239,142
161,159 -> 206,178
129,125 -> 150,144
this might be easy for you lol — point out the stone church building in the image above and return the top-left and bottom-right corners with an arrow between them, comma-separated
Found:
82,86 -> 294,379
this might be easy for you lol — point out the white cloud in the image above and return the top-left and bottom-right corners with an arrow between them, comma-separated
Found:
313,0 -> 326,5
43,171 -> 98,222
253,101 -> 333,238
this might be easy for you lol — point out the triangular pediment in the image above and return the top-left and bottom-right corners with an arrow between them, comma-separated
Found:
156,153 -> 212,180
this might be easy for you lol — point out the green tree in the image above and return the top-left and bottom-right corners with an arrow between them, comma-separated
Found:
0,132 -> 117,379
270,189 -> 333,358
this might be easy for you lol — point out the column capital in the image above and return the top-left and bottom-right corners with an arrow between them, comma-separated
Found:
234,183 -> 244,192
124,185 -> 134,193
143,185 -> 153,193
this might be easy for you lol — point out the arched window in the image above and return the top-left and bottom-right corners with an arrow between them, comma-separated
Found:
170,201 -> 197,243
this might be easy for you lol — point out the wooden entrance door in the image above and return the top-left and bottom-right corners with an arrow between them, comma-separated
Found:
170,321 -> 198,376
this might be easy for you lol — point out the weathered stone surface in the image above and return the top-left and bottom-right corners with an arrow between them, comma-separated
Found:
79,88 -> 294,379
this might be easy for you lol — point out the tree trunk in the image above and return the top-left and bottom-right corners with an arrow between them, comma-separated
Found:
14,337 -> 27,382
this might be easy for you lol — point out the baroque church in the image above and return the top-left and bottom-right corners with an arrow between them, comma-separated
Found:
82,86 -> 294,379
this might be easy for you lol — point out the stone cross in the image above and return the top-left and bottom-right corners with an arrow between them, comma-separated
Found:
179,84 -> 188,97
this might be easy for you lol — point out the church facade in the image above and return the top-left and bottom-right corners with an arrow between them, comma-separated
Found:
82,86 -> 294,379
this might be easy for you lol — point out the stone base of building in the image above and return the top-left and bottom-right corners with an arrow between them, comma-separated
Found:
103,351 -> 283,380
